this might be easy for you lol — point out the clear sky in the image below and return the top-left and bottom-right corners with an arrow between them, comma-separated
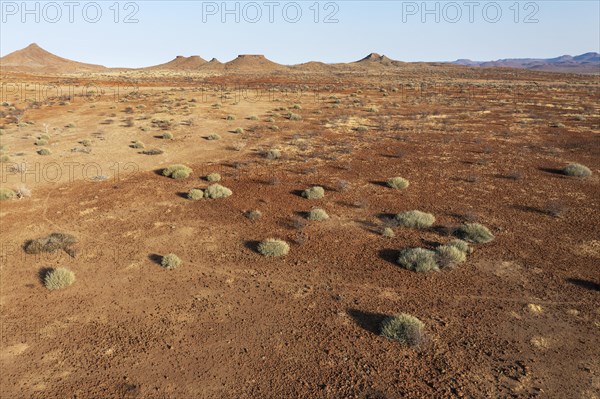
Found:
1,1 -> 599,67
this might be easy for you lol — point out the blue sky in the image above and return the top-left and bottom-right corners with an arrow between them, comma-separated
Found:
1,1 -> 599,67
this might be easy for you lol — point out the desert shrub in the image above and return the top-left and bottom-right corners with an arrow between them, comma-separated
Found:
44,268 -> 75,290
37,148 -> 51,156
142,148 -> 163,155
264,149 -> 281,159
270,125 -> 280,131
161,253 -> 182,269
395,211 -> 435,229
15,185 -> 32,198
562,163 -> 592,177
356,126 -> 369,132
382,227 -> 395,237
207,133 -> 221,140
35,139 -> 48,146
131,140 -> 145,149
162,164 -> 192,179
187,189 -> 204,200
245,210 -> 262,220
25,232 -> 77,254
447,239 -> 472,254
457,223 -> 494,243
287,113 -> 302,121
248,115 -> 258,120
162,132 -> 173,139
302,186 -> 325,199
80,139 -> 92,147
397,248 -> 439,272
0,188 -> 16,201
266,117 -> 275,122
367,106 -> 379,113
234,127 -> 244,134
204,184 -> 232,199
387,177 -> 409,190
436,245 -> 467,268
292,104 -> 302,110
206,173 -> 221,182
257,239 -> 290,257
226,114 -> 236,120
307,208 -> 329,221
380,313 -> 425,346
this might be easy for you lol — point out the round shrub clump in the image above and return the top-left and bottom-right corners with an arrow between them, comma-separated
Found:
302,186 -> 325,199
257,239 -> 290,257
162,164 -> 192,180
206,173 -> 221,182
382,227 -> 395,237
131,140 -> 145,149
380,313 -> 425,346
207,133 -> 221,140
161,253 -> 182,269
244,210 -> 262,220
162,132 -> 173,140
397,248 -> 439,273
188,189 -> 204,200
307,208 -> 329,221
265,149 -> 281,159
25,232 -> 77,254
447,239 -> 472,254
37,148 -> 51,156
0,188 -> 16,201
436,245 -> 467,268
562,163 -> 592,177
458,223 -> 494,244
395,210 -> 435,229
387,177 -> 409,190
204,184 -> 232,199
44,268 -> 75,290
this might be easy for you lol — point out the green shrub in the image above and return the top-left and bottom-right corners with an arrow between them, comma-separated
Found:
204,184 -> 232,199
257,239 -> 290,257
131,140 -> 145,149
307,208 -> 329,221
270,125 -> 280,131
447,239 -> 472,254
436,245 -> 467,268
395,211 -> 435,229
458,223 -> 494,243
382,227 -> 395,237
356,126 -> 369,132
0,188 -> 16,201
35,139 -> 48,146
162,164 -> 192,179
161,253 -> 182,269
367,106 -> 379,113
162,132 -> 173,140
206,173 -> 221,182
288,113 -> 302,121
292,104 -> 302,110
226,114 -> 236,120
0,155 -> 10,162
37,148 -> 51,156
187,189 -> 204,200
302,186 -> 325,199
562,163 -> 592,177
142,148 -> 163,155
397,248 -> 439,272
387,177 -> 409,190
44,268 -> 75,290
25,232 -> 77,254
248,115 -> 258,120
207,133 -> 221,140
265,149 -> 281,159
80,139 -> 92,147
380,313 -> 425,346
234,127 -> 244,134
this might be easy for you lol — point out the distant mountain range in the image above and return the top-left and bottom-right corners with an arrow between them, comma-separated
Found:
452,53 -> 600,74
1,44 -> 598,75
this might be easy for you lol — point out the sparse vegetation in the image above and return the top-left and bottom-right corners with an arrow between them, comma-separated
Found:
234,127 -> 244,134
395,211 -> 435,229
264,149 -> 281,159
207,133 -> 221,140
37,148 -> 51,156
257,239 -> 290,257
302,186 -> 325,199
562,163 -> 592,177
162,164 -> 192,179
447,239 -> 472,254
307,208 -> 329,221
161,253 -> 182,269
380,313 -> 425,346
397,248 -> 439,272
43,268 -> 75,290
382,227 -> 395,237
25,232 -> 77,254
35,139 -> 48,146
436,245 -> 467,268
0,188 -> 16,201
187,189 -> 204,200
226,114 -> 236,120
457,223 -> 494,243
131,140 -> 145,149
387,177 -> 409,190
245,210 -> 262,220
142,148 -> 163,155
204,184 -> 232,199
287,113 -> 302,121
162,132 -> 173,139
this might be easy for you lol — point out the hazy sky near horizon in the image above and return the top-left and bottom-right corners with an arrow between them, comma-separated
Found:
1,0 -> 599,67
